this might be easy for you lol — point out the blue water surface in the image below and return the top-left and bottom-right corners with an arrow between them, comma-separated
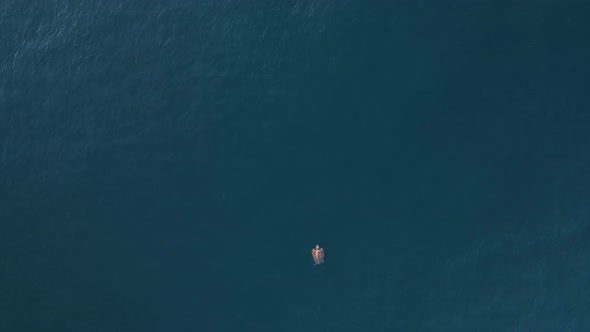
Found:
1,1 -> 590,331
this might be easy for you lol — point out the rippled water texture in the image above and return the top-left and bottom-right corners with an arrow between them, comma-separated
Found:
1,1 -> 590,331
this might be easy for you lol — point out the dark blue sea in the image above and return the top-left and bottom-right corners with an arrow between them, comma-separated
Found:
2,1 -> 590,331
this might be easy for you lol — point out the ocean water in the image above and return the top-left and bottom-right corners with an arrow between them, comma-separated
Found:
2,1 -> 590,331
